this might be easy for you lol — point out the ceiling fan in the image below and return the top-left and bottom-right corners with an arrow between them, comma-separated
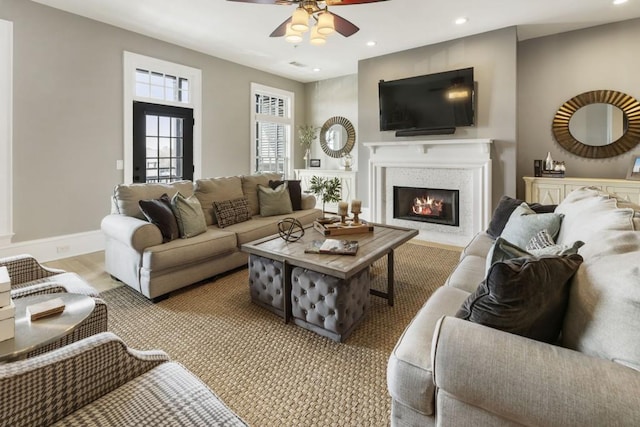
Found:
227,0 -> 389,44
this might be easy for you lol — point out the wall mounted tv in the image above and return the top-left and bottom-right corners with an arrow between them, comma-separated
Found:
378,67 -> 475,136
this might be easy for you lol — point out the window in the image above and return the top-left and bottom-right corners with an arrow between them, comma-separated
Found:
135,69 -> 190,103
251,83 -> 294,177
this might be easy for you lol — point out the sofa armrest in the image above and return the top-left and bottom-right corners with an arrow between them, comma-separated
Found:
101,214 -> 163,252
0,332 -> 168,427
0,254 -> 65,287
432,316 -> 640,426
300,193 -> 317,210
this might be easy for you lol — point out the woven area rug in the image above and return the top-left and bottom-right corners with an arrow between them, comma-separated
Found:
100,243 -> 460,427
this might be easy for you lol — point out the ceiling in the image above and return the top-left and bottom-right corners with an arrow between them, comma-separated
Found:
32,0 -> 640,83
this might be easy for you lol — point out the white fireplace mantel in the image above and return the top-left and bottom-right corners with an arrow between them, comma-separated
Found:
364,138 -> 493,247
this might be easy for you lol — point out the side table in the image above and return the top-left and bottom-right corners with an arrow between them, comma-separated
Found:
0,293 -> 95,362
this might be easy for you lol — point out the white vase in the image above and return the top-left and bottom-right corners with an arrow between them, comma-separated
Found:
545,152 -> 553,171
303,148 -> 310,169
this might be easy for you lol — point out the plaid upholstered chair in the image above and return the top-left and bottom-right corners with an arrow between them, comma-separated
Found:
0,254 -> 108,357
0,332 -> 248,426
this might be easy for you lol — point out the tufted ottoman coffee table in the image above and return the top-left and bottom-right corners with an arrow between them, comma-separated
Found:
241,223 -> 418,342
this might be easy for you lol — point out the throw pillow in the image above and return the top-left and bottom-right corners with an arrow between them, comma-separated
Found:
486,196 -> 557,238
501,203 -> 563,248
456,253 -> 584,343
269,179 -> 302,211
525,229 -> 585,256
170,192 -> 207,238
526,229 -> 556,250
213,197 -> 252,228
138,193 -> 179,243
257,183 -> 293,217
485,237 -> 532,274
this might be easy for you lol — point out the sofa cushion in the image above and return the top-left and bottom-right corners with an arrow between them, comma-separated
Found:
222,209 -> 320,246
501,203 -> 563,248
444,255 -> 487,294
555,187 -> 636,245
269,179 -> 303,210
114,180 -> 193,219
459,232 -> 495,260
562,230 -> 640,370
456,253 -> 583,343
138,194 -> 179,243
241,173 -> 282,216
387,286 -> 470,416
171,192 -> 207,238
258,183 -> 293,217
486,195 -> 556,239
194,177 -> 244,226
58,362 -> 247,426
142,228 -> 237,271
213,197 -> 251,228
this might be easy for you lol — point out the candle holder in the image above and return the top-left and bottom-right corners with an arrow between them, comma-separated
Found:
350,199 -> 362,225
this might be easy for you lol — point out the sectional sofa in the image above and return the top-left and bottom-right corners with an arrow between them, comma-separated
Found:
388,187 -> 640,425
101,173 -> 321,301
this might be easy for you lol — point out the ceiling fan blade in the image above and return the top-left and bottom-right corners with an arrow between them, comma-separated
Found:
326,0 -> 388,5
332,13 -> 359,37
227,0 -> 291,4
269,17 -> 293,37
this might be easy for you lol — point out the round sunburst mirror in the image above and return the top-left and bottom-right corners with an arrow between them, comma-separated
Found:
552,90 -> 640,158
319,116 -> 356,158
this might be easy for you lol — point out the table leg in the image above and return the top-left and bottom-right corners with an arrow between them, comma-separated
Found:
369,249 -> 395,307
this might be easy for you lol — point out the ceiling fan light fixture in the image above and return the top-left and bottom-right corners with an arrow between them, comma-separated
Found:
285,23 -> 303,43
291,7 -> 310,32
310,25 -> 327,45
317,11 -> 335,35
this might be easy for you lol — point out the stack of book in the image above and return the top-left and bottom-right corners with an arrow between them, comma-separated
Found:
0,267 -> 15,342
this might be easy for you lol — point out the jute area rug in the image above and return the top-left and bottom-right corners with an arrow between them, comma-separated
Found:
100,243 -> 460,427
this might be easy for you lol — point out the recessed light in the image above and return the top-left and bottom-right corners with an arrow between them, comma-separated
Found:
613,0 -> 627,4
366,41 -> 377,47
455,17 -> 468,25
312,68 -> 321,72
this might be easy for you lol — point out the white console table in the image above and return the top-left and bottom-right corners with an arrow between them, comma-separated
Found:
294,169 -> 357,212
523,176 -> 640,204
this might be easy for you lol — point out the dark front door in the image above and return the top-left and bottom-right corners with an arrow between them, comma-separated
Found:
133,102 -> 194,183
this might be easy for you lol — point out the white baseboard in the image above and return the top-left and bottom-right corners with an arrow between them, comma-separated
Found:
0,230 -> 104,262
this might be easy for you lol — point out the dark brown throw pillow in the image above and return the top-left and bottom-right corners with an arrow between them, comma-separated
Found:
486,195 -> 557,238
139,193 -> 179,243
456,253 -> 583,343
269,179 -> 302,210
213,197 -> 251,228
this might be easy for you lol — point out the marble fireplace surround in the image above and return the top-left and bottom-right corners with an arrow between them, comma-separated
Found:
363,139 -> 492,247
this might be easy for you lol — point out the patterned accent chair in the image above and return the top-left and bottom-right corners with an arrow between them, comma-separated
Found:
0,332 -> 248,426
0,254 -> 108,357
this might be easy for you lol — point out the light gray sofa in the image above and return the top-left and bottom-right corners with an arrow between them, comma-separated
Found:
101,174 -> 320,301
388,187 -> 640,426
0,332 -> 247,426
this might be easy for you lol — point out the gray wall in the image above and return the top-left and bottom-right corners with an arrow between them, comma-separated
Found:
517,18 -> 640,198
357,27 -> 518,208
1,0 -> 305,242
304,74 -> 358,171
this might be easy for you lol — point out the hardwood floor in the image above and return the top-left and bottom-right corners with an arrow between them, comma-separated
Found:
44,251 -> 122,293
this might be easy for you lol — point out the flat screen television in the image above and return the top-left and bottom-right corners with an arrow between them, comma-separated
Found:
378,67 -> 475,134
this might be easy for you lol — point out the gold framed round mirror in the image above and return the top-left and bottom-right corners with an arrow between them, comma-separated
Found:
319,116 -> 356,158
552,90 -> 640,158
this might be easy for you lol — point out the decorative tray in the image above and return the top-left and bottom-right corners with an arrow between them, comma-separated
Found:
313,219 -> 374,236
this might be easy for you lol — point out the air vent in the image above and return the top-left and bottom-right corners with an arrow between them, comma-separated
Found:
289,61 -> 307,68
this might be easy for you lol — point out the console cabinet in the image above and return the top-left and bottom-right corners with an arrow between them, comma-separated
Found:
294,169 -> 357,213
523,176 -> 640,204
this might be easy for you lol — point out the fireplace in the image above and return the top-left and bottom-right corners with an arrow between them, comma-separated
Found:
393,186 -> 460,227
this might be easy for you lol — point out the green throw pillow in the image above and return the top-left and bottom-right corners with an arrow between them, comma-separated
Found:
258,183 -> 293,217
171,192 -> 207,238
501,203 -> 563,248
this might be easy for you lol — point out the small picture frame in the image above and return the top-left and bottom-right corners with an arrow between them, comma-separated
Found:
626,155 -> 640,181
310,159 -> 321,168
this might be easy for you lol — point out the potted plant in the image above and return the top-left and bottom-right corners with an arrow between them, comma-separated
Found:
308,176 -> 342,219
298,125 -> 318,168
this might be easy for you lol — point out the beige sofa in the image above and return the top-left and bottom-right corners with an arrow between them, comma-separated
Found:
388,187 -> 640,426
101,173 -> 320,301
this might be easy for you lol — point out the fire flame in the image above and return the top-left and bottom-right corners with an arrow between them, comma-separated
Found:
412,195 -> 443,216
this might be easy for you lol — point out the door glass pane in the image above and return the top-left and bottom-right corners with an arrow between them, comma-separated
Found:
146,115 -> 158,136
158,137 -> 171,156
146,137 -> 158,157
158,117 -> 171,137
173,138 -> 183,157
